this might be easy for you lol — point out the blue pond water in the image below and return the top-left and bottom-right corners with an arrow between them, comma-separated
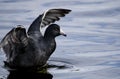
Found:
0,0 -> 120,79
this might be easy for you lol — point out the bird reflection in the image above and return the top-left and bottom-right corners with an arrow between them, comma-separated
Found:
7,69 -> 53,79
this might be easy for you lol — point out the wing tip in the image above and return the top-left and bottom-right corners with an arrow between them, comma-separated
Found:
64,9 -> 72,12
48,8 -> 72,13
59,8 -> 72,14
40,8 -> 72,28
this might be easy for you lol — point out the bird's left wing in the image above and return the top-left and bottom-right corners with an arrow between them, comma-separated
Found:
0,26 -> 28,55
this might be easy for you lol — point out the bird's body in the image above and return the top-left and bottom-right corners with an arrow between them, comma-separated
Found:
0,9 -> 71,69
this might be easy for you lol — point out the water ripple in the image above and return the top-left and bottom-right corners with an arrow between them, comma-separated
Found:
0,0 -> 31,3
0,0 -> 120,79
0,9 -> 31,14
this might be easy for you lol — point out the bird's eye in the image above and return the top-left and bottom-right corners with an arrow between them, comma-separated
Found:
55,28 -> 59,31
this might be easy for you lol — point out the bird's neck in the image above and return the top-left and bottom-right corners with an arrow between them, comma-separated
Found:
44,31 -> 56,40
44,35 -> 56,45
44,35 -> 56,56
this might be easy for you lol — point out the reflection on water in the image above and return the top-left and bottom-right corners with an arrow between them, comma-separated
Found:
6,61 -> 72,79
2,59 -> 73,79
7,71 -> 53,79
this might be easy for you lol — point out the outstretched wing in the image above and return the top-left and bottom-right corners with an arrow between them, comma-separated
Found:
0,26 -> 28,59
27,8 -> 71,35
40,9 -> 71,27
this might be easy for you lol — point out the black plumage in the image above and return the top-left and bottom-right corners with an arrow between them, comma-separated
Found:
0,9 -> 71,69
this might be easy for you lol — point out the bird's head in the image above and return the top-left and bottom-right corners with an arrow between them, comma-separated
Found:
44,24 -> 66,38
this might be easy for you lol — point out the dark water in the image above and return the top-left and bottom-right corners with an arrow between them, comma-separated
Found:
0,0 -> 120,79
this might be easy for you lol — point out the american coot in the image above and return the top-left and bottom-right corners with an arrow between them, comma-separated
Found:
0,9 -> 71,69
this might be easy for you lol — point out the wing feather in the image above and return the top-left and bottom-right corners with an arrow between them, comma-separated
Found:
27,8 -> 71,35
0,26 -> 28,55
40,9 -> 71,27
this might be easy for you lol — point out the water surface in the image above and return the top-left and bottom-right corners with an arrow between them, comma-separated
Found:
0,0 -> 120,79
